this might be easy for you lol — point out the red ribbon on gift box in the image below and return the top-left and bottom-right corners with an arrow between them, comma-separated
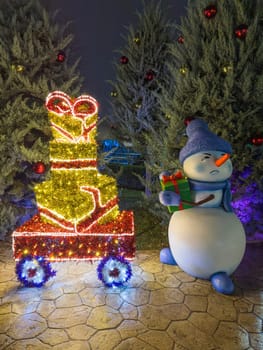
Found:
162,171 -> 183,183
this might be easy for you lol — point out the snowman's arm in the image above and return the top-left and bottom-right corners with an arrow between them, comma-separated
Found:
159,191 -> 181,206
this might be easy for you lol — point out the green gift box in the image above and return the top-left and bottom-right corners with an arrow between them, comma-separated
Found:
160,171 -> 193,213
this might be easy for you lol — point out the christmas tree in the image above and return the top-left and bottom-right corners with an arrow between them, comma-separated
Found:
109,1 -> 175,195
160,0 -> 263,237
13,91 -> 135,262
0,0 -> 82,239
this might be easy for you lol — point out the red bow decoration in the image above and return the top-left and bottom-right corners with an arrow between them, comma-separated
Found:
46,91 -> 98,120
162,171 -> 183,183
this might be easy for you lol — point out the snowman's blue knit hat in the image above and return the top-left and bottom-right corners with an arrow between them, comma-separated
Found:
179,118 -> 232,164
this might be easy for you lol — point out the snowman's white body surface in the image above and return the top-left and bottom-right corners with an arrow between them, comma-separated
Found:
169,207 -> 246,279
168,150 -> 246,279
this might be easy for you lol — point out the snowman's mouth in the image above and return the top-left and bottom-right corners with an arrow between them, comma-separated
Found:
210,170 -> 220,175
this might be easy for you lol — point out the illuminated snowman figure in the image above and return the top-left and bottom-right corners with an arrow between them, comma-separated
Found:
159,118 -> 246,294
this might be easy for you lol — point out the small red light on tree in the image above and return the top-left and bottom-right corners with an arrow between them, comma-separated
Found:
203,5 -> 217,19
32,162 -> 46,174
251,137 -> 263,146
234,24 -> 248,39
120,56 -> 129,64
56,50 -> 66,63
145,70 -> 155,81
177,35 -> 184,44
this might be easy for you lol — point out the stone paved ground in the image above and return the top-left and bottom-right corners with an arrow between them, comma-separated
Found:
0,240 -> 262,350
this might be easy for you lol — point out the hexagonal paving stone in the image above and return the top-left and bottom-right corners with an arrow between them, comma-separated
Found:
184,295 -> 207,312
139,258 -> 164,274
89,329 -> 121,350
37,300 -> 56,318
41,286 -> 64,300
141,271 -> 155,282
48,306 -> 90,328
105,293 -> 123,309
0,303 -> 11,314
7,313 -> 47,340
62,281 -> 86,293
138,330 -> 174,350
213,321 -> 249,350
67,324 -> 96,340
160,303 -> 190,321
38,328 -> 68,346
87,305 -> 123,329
5,339 -> 52,350
0,313 -> 17,333
234,298 -> 254,313
150,288 -> 184,305
141,281 -> 163,291
175,271 -> 196,282
119,302 -> 138,319
79,288 -> 106,307
83,269 -> 102,288
0,334 -> 14,349
3,286 -> 42,304
167,320 -> 217,350
117,319 -> 146,339
238,312 -> 263,332
243,290 -> 263,304
254,304 -> 263,318
188,312 -> 219,335
52,340 -> 90,350
155,272 -> 181,288
250,332 -> 263,350
0,281 -> 20,298
129,274 -> 145,288
179,281 -> 211,296
207,294 -> 237,321
115,338 -> 155,350
12,301 -> 39,315
138,304 -> 172,330
55,293 -> 82,308
121,288 -> 150,306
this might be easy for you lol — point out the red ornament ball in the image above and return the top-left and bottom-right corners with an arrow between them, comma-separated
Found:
145,70 -> 155,81
32,162 -> 46,174
203,5 -> 217,19
234,24 -> 248,39
120,56 -> 129,64
251,137 -> 263,146
184,116 -> 195,126
56,50 -> 66,63
177,35 -> 184,44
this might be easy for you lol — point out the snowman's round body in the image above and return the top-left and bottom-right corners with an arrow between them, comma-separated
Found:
168,207 -> 246,279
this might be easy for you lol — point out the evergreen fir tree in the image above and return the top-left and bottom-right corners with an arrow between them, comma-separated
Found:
0,0 -> 82,239
160,0 -> 263,237
163,0 -> 262,173
109,1 -> 175,195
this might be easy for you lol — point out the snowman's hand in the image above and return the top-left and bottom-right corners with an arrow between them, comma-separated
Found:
159,191 -> 181,206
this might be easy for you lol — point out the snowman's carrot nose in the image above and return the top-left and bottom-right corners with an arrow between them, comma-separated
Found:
215,153 -> 230,167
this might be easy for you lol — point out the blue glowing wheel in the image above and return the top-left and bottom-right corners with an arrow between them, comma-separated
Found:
97,256 -> 132,287
16,255 -> 56,288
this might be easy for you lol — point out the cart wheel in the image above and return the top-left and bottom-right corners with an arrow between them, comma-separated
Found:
16,255 -> 56,287
97,256 -> 132,287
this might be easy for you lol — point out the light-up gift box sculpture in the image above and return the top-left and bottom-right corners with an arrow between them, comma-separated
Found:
12,91 -> 135,262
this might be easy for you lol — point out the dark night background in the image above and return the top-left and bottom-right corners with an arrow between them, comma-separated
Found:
43,0 -> 187,118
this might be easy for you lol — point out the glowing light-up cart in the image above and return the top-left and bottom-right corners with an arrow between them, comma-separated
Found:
12,91 -> 135,287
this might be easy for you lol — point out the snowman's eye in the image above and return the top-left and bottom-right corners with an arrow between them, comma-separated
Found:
201,153 -> 211,161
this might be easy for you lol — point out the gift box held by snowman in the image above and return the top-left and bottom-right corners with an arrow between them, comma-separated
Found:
159,118 -> 246,295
